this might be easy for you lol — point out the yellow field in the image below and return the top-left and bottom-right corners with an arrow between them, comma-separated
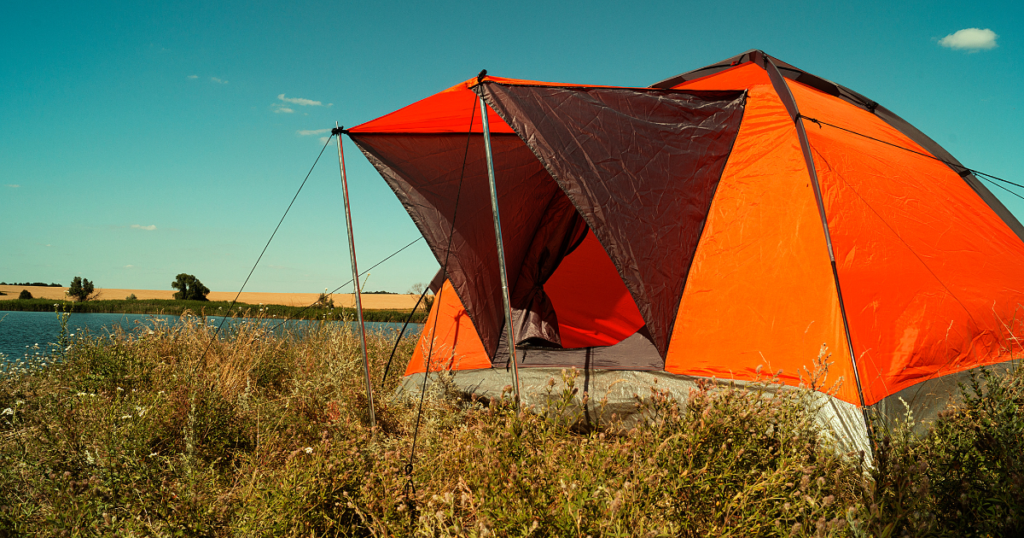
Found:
0,285 -> 420,309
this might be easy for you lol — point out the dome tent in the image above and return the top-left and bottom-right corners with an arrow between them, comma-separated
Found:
345,51 -> 1024,455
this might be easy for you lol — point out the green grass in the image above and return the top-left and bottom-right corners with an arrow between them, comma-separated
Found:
0,298 -> 427,323
0,311 -> 1021,536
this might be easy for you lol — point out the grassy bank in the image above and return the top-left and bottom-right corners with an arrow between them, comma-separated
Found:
0,298 -> 427,323
1,312 -> 1022,536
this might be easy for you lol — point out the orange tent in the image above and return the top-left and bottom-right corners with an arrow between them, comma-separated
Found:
347,51 -> 1024,453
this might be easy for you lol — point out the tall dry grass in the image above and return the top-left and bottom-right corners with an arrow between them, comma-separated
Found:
0,310 -> 1022,536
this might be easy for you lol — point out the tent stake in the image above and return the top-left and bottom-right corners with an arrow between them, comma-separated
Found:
335,123 -> 376,428
479,96 -> 522,407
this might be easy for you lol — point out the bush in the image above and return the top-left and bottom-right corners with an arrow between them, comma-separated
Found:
17,289 -> 32,300
125,294 -> 137,301
864,366 -> 1024,536
313,290 -> 334,309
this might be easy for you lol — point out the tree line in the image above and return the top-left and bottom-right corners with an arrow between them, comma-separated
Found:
8,274 -> 211,302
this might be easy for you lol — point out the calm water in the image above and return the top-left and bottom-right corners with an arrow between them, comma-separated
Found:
0,310 -> 421,365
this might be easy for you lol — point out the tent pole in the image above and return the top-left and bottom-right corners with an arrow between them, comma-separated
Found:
335,123 -> 376,428
478,96 -> 522,407
760,56 -> 875,452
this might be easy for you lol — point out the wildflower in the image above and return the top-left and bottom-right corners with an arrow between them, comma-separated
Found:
15,400 -> 24,406
77,392 -> 87,397
1,408 -> 13,416
120,415 -> 132,420
304,447 -> 313,454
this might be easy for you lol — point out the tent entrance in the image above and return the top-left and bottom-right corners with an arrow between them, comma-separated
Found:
350,81 -> 746,367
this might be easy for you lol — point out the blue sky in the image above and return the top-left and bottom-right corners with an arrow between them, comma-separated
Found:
2,0 -> 1021,294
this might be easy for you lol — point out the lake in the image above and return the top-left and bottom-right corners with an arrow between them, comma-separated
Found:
0,310 -> 421,365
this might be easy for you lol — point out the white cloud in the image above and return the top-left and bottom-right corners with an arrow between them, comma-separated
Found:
319,136 -> 331,145
298,128 -> 330,136
278,94 -> 322,106
131,224 -> 157,231
274,107 -> 294,114
5,184 -> 19,188
125,264 -> 134,268
939,28 -> 998,52
187,75 -> 198,79
211,77 -> 228,84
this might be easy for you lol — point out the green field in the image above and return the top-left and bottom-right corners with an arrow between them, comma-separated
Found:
0,298 -> 427,323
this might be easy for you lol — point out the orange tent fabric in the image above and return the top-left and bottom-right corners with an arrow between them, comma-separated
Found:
350,51 -> 1024,438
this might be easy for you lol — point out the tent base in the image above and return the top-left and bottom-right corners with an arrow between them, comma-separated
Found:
396,367 -> 872,458
869,360 -> 1022,437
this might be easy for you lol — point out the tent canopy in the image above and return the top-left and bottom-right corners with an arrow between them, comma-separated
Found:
350,79 -> 746,359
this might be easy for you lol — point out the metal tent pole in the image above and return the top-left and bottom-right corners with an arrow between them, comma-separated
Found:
478,96 -> 522,406
760,55 -> 874,452
335,123 -> 376,428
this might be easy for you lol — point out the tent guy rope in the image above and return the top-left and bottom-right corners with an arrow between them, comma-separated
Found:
188,133 -> 336,374
397,91 -> 480,528
797,114 -> 1024,199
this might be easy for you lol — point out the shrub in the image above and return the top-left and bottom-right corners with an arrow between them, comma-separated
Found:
17,289 -> 32,300
313,289 -> 334,309
862,366 -> 1024,536
125,294 -> 137,300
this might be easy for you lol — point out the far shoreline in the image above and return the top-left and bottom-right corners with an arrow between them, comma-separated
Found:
0,286 -> 429,323
0,285 -> 423,309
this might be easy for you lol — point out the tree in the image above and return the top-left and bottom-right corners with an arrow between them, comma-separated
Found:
18,289 -> 32,300
172,273 -> 210,301
313,288 -> 334,309
67,276 -> 95,301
